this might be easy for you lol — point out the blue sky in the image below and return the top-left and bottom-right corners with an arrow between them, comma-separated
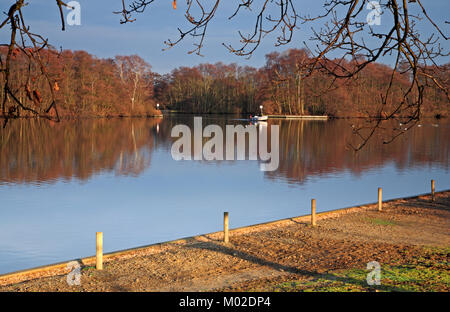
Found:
1,0 -> 448,73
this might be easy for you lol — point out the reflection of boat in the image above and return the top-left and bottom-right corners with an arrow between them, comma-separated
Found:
249,115 -> 268,121
249,120 -> 268,126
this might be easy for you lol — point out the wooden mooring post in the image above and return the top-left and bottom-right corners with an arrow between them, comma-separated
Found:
311,199 -> 316,226
378,187 -> 382,211
224,212 -> 229,243
431,179 -> 435,202
96,232 -> 103,270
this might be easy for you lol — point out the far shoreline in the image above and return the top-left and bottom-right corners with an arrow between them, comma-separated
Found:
0,113 -> 446,121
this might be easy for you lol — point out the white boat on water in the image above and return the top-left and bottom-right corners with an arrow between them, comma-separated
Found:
249,105 -> 268,121
249,115 -> 268,121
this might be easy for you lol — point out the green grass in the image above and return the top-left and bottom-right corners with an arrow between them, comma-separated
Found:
81,265 -> 97,277
268,247 -> 450,292
365,217 -> 397,226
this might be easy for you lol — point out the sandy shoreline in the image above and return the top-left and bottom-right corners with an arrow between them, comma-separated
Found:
1,191 -> 449,291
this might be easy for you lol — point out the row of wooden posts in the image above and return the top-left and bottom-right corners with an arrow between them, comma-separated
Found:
94,179 -> 437,270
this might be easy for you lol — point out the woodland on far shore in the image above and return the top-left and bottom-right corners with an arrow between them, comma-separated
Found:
1,47 -> 448,118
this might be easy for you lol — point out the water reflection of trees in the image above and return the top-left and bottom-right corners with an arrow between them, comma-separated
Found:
265,119 -> 449,184
0,118 -> 162,184
0,117 -> 447,185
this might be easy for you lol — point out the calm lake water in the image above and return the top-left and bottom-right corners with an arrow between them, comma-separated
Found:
0,116 -> 449,274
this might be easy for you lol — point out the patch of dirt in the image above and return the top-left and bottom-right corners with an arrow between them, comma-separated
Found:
1,192 -> 449,292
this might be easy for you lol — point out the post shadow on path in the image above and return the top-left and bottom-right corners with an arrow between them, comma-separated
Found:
187,237 -> 409,292
392,195 -> 450,211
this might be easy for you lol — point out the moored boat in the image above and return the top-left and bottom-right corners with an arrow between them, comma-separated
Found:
249,115 -> 268,121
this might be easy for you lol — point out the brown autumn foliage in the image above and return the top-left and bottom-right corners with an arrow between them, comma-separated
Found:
0,47 -> 160,118
1,47 -> 447,118
155,63 -> 260,114
156,49 -> 449,117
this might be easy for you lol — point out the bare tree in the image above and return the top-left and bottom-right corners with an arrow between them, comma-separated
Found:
115,55 -> 152,111
0,0 -> 72,126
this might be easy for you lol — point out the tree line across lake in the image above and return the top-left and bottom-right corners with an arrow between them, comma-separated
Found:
1,47 -> 448,118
